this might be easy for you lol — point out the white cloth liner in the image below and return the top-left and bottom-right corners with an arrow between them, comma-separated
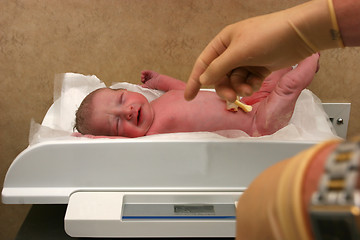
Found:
29,73 -> 339,145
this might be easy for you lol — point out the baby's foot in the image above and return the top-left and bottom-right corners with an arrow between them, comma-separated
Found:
141,70 -> 159,83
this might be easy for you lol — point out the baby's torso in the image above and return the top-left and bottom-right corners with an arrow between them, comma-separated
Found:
146,90 -> 254,135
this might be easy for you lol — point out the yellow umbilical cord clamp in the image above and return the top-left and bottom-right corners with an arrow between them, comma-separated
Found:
234,100 -> 253,112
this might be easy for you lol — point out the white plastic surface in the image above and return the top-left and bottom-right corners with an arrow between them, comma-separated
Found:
2,139 -> 318,204
65,191 -> 240,238
322,103 -> 351,138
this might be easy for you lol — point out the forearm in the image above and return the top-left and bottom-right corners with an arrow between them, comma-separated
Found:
141,70 -> 186,92
236,139 -> 341,239
288,0 -> 344,52
156,74 -> 186,91
290,0 -> 360,49
333,0 -> 360,46
301,141 -> 339,238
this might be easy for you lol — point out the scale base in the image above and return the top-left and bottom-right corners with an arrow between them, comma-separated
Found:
65,192 -> 241,238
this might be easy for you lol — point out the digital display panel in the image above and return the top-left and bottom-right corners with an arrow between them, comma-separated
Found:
174,205 -> 215,215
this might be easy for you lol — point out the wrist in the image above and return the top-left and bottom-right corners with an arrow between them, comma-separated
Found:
307,139 -> 360,239
289,0 -> 344,52
302,141 -> 339,238
273,139 -> 340,240
333,0 -> 360,46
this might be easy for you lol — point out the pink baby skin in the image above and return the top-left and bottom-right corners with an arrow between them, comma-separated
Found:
86,54 -> 319,138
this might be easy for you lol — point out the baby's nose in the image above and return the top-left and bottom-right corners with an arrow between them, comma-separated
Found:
123,105 -> 135,120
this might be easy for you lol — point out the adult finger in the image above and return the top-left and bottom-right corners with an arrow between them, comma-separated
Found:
198,42 -> 245,86
184,76 -> 202,101
185,34 -> 228,100
244,66 -> 271,91
229,68 -> 252,97
214,76 -> 238,102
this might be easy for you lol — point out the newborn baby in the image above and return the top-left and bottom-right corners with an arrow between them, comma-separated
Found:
75,54 -> 319,138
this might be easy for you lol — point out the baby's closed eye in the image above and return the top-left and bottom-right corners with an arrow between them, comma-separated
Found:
115,117 -> 121,136
118,92 -> 124,104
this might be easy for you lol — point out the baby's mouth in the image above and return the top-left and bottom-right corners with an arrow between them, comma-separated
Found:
137,108 -> 141,125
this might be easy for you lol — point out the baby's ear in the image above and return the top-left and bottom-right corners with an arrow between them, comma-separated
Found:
70,132 -> 100,139
71,132 -> 84,137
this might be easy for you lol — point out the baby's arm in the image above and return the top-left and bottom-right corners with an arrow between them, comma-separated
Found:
141,70 -> 186,92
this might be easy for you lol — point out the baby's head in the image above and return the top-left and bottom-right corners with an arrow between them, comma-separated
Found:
75,88 -> 154,137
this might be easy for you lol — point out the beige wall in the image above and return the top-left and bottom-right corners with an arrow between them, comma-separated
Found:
1,0 -> 359,239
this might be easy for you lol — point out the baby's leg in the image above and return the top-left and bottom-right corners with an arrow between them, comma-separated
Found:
241,68 -> 292,105
242,54 -> 320,106
249,54 -> 320,136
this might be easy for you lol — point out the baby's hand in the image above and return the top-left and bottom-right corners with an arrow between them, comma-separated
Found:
141,70 -> 160,83
141,70 -> 186,91
141,70 -> 160,89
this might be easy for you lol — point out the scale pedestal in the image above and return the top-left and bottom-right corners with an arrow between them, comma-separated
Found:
65,192 -> 240,238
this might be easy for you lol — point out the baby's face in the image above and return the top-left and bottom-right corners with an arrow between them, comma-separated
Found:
89,88 -> 154,137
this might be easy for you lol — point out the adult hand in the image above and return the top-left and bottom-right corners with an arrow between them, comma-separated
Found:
184,0 -> 341,102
